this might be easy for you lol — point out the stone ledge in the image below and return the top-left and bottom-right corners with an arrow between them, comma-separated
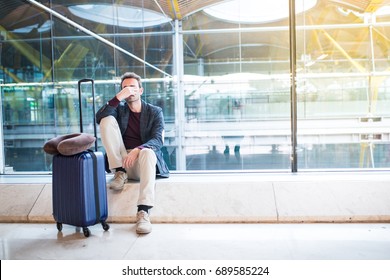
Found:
0,172 -> 390,223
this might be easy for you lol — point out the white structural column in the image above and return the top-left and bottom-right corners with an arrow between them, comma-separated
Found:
173,19 -> 187,170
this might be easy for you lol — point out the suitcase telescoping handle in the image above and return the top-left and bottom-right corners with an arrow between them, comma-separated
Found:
78,78 -> 98,152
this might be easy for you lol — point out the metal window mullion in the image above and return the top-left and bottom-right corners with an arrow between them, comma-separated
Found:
0,84 -> 4,174
289,0 -> 298,173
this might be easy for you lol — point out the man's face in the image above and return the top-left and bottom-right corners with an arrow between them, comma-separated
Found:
122,78 -> 143,103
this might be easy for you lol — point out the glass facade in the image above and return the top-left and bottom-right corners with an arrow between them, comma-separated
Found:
1,0 -> 390,173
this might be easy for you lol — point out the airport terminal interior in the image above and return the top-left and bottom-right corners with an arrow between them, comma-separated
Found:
1,0 -> 390,260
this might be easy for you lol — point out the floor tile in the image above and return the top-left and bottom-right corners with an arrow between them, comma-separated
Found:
1,223 -> 389,260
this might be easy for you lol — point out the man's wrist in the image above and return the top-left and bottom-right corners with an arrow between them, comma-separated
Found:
108,96 -> 120,107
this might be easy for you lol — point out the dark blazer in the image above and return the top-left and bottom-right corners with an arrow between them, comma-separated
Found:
96,100 -> 169,178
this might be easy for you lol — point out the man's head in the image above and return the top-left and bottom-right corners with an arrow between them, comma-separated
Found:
120,72 -> 144,104
120,72 -> 142,89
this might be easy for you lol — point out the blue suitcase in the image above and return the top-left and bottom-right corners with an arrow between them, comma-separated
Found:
52,79 -> 109,237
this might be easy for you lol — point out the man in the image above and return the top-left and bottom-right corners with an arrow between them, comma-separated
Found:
96,72 -> 169,234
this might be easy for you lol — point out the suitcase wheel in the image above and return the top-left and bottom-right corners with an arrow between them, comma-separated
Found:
101,222 -> 110,231
83,227 -> 91,237
56,222 -> 63,232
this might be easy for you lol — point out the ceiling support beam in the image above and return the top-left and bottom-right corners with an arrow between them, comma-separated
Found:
169,0 -> 182,20
321,29 -> 366,73
365,0 -> 384,12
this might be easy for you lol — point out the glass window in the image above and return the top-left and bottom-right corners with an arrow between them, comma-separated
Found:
0,0 -> 174,172
296,0 -> 390,169
181,1 -> 293,171
1,0 -> 390,173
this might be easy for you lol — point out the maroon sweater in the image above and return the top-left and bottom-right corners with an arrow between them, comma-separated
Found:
108,97 -> 143,149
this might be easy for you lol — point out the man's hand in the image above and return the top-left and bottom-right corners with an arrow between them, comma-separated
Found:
116,86 -> 134,101
123,148 -> 140,168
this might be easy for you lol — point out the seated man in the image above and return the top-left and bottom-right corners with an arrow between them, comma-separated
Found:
96,72 -> 169,234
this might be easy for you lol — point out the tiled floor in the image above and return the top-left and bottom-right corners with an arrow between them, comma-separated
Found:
1,222 -> 390,260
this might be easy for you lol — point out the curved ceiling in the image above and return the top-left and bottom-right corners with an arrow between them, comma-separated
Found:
144,0 -> 390,19
1,0 -> 390,76
1,0 -> 390,31
2,0 -> 390,26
